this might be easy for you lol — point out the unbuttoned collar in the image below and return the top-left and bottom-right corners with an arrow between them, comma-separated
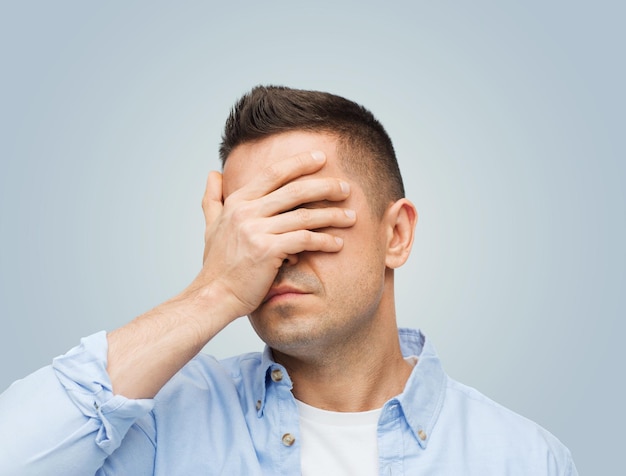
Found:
253,328 -> 447,449
393,328 -> 447,449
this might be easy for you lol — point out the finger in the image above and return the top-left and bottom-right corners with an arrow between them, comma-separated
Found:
237,150 -> 327,200
202,171 -> 224,228
260,178 -> 351,217
273,230 -> 345,255
267,207 -> 357,234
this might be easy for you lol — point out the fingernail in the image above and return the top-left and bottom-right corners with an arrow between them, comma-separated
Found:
311,151 -> 326,161
335,236 -> 344,246
344,209 -> 356,219
340,181 -> 350,194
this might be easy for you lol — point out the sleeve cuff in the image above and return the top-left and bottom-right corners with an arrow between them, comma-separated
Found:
52,331 -> 154,454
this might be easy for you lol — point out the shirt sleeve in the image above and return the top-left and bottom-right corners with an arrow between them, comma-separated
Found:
0,331 -> 155,476
564,453 -> 579,476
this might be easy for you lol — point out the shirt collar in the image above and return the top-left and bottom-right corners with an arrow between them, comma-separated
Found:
253,328 -> 447,448
393,328 -> 447,449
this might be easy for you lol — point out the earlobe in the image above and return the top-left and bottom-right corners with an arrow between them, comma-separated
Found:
384,199 -> 418,269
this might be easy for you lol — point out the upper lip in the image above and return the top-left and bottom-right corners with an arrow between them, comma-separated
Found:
263,285 -> 307,303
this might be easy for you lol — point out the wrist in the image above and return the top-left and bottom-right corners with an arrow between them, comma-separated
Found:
171,279 -> 244,345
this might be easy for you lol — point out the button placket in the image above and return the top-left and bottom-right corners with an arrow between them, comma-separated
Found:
268,369 -> 300,474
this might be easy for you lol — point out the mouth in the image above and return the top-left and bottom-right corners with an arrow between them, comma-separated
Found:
262,285 -> 309,304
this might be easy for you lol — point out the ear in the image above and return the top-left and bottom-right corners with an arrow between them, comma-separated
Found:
384,198 -> 418,269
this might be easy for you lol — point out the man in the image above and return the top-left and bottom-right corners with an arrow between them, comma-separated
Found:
0,86 -> 577,475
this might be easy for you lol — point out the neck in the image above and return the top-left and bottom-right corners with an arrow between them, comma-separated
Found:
272,315 -> 413,412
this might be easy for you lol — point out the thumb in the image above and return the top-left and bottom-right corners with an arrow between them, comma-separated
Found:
202,171 -> 224,229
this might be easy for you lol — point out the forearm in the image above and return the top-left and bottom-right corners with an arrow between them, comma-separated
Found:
107,282 -> 238,399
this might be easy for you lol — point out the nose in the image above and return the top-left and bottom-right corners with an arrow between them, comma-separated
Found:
282,254 -> 299,266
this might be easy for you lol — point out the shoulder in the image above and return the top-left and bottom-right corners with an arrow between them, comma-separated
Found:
444,377 -> 555,437
148,351 -> 265,435
149,351 -> 264,410
439,376 -> 575,474
159,351 -> 263,394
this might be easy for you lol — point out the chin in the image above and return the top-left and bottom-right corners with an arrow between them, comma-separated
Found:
249,312 -> 326,352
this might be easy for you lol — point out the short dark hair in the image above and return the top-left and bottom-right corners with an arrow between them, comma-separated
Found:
219,85 -> 405,216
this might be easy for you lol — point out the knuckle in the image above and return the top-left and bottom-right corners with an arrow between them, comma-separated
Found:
329,209 -> 343,223
239,218 -> 259,238
297,229 -> 314,245
246,232 -> 273,262
246,232 -> 263,251
262,164 -> 280,181
316,179 -> 336,199
284,181 -> 303,198
230,202 -> 253,224
332,179 -> 346,196
294,153 -> 308,168
294,207 -> 311,224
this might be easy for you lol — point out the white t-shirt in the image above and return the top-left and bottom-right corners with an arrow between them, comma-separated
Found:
297,356 -> 418,475
296,398 -> 382,476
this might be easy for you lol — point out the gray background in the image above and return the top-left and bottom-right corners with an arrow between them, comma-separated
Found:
1,1 -> 623,474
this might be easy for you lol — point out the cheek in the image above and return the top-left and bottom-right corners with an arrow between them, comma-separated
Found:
342,222 -> 387,261
313,233 -> 386,283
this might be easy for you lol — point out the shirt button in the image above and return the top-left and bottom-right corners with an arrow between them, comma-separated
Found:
271,369 -> 284,382
418,430 -> 427,441
282,433 -> 296,447
255,400 -> 262,411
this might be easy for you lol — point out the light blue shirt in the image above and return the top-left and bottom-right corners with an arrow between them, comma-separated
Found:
0,328 -> 577,475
